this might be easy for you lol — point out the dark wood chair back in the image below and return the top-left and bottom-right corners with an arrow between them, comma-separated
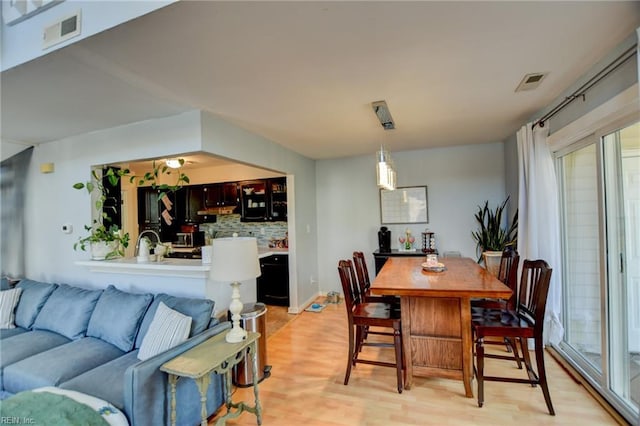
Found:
516,259 -> 552,331
352,251 -> 371,295
338,259 -> 362,311
497,245 -> 520,309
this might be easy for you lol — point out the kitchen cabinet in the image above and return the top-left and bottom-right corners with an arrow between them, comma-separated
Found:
176,185 -> 205,224
137,187 -> 179,242
257,254 -> 289,306
239,178 -> 287,222
138,187 -> 160,228
203,182 -> 239,208
269,177 -> 287,221
239,180 -> 268,221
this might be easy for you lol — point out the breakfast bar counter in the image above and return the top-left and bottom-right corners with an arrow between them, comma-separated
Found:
76,248 -> 288,278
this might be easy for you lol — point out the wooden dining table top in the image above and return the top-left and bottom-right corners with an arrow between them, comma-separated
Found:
370,256 -> 512,299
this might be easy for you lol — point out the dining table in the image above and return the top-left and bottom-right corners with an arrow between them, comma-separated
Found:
370,256 -> 512,397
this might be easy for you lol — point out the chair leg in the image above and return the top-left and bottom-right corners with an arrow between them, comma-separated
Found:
393,323 -> 403,394
534,336 -> 555,416
520,338 -> 537,386
344,324 -> 355,385
507,337 -> 523,369
355,326 -> 364,357
476,337 -> 485,407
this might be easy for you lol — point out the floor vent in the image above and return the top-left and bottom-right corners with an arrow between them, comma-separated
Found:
515,72 -> 548,92
43,10 -> 81,50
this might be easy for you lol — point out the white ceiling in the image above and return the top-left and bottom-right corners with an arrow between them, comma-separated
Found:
2,1 -> 639,160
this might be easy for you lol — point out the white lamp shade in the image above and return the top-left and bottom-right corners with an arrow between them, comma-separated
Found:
209,237 -> 261,282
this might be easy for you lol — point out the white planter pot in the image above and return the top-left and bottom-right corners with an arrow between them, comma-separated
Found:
482,251 -> 503,277
90,241 -> 119,260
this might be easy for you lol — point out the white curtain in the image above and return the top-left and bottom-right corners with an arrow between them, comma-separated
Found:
516,124 -> 564,345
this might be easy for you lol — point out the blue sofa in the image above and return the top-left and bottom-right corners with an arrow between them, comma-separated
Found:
0,279 -> 231,426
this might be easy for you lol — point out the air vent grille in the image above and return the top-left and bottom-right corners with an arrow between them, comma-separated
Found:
515,72 -> 548,92
43,10 -> 81,50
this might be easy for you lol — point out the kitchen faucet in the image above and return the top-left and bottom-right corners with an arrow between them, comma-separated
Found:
135,230 -> 161,257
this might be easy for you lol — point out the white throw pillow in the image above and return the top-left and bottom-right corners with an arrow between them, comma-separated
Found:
138,301 -> 192,361
0,287 -> 23,329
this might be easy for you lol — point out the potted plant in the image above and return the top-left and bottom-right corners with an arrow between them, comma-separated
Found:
73,160 -> 190,260
73,167 -> 131,260
471,197 -> 518,275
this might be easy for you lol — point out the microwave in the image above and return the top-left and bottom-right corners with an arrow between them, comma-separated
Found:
174,231 -> 205,248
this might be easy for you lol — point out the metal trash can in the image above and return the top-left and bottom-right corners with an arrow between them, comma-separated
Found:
232,302 -> 271,387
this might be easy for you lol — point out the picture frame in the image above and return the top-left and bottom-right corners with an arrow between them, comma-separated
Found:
380,186 -> 428,224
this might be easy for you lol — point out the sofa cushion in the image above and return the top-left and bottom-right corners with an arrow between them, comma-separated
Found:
3,337 -> 125,394
86,285 -> 153,352
0,288 -> 22,329
32,284 -> 102,340
138,302 -> 192,361
0,327 -> 28,340
135,294 -> 214,348
14,280 -> 57,329
60,351 -> 140,410
0,330 -> 71,391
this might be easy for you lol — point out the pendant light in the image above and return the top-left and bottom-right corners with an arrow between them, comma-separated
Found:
372,100 -> 396,190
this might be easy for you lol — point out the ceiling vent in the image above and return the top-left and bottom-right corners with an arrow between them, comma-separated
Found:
43,10 -> 81,50
371,100 -> 395,130
515,72 -> 548,92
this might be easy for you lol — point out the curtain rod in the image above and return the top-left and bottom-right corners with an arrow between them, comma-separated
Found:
532,43 -> 638,130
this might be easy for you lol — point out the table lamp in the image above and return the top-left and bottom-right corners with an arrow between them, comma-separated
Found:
209,235 -> 261,343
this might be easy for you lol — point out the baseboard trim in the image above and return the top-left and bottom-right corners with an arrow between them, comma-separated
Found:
547,347 -> 630,425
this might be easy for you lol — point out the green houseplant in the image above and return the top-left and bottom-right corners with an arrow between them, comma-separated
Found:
73,160 -> 190,260
73,167 -> 131,260
471,197 -> 518,274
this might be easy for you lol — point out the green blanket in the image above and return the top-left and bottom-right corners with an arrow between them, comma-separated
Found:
0,391 -> 109,426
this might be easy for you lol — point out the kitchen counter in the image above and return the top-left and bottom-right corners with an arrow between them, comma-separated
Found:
76,248 -> 288,278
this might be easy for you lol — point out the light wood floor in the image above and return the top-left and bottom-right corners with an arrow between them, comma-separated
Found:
211,301 -> 621,425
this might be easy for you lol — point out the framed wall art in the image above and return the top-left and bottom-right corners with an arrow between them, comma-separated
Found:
380,186 -> 428,224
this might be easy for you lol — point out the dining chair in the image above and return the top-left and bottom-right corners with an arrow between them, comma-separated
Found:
472,259 -> 555,415
337,259 -> 404,393
471,245 -> 521,363
352,251 -> 399,307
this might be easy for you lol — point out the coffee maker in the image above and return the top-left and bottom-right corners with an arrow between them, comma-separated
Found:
378,226 -> 391,253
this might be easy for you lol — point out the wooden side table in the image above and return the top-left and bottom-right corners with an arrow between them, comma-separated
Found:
161,331 -> 262,426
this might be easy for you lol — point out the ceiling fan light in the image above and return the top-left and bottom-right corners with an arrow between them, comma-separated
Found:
165,158 -> 183,169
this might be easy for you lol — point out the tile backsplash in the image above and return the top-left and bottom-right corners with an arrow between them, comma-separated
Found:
200,214 -> 287,247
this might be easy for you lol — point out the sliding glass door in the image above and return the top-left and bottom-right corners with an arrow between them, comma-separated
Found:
557,119 -> 639,424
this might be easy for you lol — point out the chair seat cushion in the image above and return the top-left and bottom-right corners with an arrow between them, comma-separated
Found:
471,308 -> 534,338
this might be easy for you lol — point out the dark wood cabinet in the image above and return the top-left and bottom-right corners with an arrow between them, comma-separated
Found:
176,186 -> 205,224
204,182 -> 239,208
137,187 -> 160,228
239,180 -> 269,221
239,178 -> 287,222
373,249 -> 427,275
257,254 -> 289,306
269,177 -> 287,221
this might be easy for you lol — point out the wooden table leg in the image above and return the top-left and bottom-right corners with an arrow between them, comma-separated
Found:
459,297 -> 474,398
251,342 -> 263,425
400,296 -> 413,390
168,374 -> 178,426
195,374 -> 211,426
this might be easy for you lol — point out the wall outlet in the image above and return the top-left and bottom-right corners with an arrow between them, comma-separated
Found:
62,223 -> 73,234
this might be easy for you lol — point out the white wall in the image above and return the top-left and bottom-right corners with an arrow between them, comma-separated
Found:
315,142 -> 506,293
23,111 -> 201,286
1,0 -> 175,71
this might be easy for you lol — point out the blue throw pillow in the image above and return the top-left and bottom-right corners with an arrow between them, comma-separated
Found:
134,294 -> 214,348
86,285 -> 153,352
32,284 -> 102,340
14,279 -> 57,329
